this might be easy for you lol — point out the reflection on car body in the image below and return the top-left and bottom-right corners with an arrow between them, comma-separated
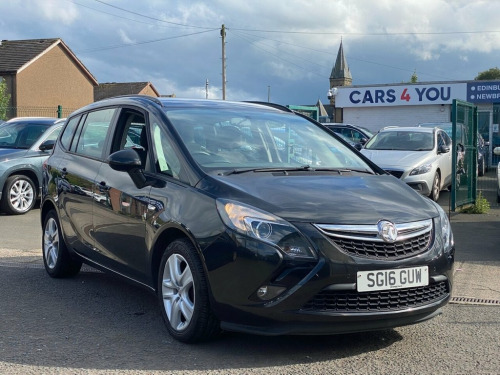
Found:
41,96 -> 455,343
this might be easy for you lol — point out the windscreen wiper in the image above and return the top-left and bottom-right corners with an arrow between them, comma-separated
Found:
223,165 -> 312,175
223,165 -> 374,176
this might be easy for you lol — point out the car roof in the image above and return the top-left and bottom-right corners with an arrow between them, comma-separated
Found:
79,95 -> 289,113
380,126 -> 435,133
5,117 -> 60,125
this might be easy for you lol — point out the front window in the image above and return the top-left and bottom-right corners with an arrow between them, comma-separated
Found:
365,131 -> 434,151
164,108 -> 373,173
0,122 -> 50,149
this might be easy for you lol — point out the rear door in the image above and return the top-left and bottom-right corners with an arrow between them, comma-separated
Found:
57,108 -> 116,257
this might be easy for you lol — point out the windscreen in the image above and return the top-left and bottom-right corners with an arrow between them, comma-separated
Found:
164,107 -> 373,172
0,122 -> 49,149
365,131 -> 434,151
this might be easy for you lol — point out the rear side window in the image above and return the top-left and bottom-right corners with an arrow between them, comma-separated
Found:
74,108 -> 116,159
60,116 -> 81,150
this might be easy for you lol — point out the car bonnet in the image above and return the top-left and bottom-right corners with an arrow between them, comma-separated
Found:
206,172 -> 438,225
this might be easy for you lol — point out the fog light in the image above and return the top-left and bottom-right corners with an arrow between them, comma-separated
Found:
256,285 -> 287,300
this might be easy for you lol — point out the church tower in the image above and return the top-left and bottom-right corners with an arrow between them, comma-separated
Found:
329,40 -> 352,120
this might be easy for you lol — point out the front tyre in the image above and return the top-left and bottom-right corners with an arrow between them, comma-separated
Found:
430,172 -> 441,202
42,210 -> 82,278
158,239 -> 220,343
1,175 -> 36,215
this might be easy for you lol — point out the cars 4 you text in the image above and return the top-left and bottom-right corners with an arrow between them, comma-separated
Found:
335,81 -> 500,107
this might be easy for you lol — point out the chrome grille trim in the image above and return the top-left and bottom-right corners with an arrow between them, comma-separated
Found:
314,219 -> 433,243
314,219 -> 434,259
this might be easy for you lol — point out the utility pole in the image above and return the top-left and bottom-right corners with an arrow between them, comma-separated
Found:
205,79 -> 209,99
221,24 -> 226,100
267,86 -> 271,102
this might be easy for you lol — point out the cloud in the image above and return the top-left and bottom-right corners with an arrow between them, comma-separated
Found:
1,0 -> 499,104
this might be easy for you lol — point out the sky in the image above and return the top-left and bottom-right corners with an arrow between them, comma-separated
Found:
1,0 -> 500,105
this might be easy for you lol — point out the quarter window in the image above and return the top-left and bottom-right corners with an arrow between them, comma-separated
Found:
151,122 -> 182,180
59,116 -> 81,151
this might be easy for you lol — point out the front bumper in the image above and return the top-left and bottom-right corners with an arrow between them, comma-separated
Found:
204,220 -> 454,335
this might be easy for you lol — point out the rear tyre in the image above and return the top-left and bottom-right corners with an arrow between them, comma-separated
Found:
478,158 -> 485,177
1,175 -> 36,215
430,172 -> 440,202
158,238 -> 220,343
42,210 -> 82,278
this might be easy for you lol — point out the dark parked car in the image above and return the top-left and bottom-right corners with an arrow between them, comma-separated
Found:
0,117 -> 64,214
41,96 -> 455,343
322,123 -> 373,148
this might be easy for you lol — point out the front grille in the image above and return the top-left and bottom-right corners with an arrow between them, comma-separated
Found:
314,219 -> 434,260
386,169 -> 404,179
333,231 -> 432,259
302,281 -> 449,313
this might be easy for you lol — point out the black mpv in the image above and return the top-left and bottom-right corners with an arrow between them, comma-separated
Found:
41,96 -> 455,343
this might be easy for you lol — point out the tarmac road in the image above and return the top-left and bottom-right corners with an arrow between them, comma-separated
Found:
0,203 -> 499,374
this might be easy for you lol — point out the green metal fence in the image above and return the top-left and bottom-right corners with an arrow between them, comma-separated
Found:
451,99 -> 478,211
3,105 -> 78,120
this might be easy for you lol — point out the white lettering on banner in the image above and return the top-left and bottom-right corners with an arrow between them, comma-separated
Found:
336,83 -> 467,108
477,85 -> 500,91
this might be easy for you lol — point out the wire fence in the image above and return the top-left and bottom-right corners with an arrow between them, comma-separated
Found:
2,106 -> 78,120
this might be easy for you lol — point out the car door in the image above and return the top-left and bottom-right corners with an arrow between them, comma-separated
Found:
91,107 -> 151,283
57,108 -> 116,257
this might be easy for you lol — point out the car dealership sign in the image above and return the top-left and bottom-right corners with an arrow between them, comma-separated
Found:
335,83 -> 468,107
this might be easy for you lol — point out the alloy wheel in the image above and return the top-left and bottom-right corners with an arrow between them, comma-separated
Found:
43,217 -> 60,270
161,253 -> 195,331
9,178 -> 34,213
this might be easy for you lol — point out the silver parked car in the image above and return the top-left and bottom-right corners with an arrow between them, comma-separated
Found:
0,117 -> 64,214
361,126 -> 452,201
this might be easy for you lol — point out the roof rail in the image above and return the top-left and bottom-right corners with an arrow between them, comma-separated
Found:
98,94 -> 164,107
243,101 -> 293,113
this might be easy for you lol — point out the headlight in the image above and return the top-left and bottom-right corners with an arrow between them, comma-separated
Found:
216,199 -> 316,260
433,203 -> 454,253
410,163 -> 432,175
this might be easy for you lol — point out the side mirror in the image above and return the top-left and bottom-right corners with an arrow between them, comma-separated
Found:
39,140 -> 55,151
360,137 -> 368,145
107,149 -> 149,189
439,145 -> 450,154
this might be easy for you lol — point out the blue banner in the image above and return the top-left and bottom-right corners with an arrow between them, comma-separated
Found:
467,81 -> 500,103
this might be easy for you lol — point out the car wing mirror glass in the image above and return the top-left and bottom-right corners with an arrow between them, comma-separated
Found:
39,139 -> 56,151
439,145 -> 450,154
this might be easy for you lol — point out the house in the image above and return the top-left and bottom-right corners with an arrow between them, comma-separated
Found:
0,38 -> 98,118
94,82 -> 161,101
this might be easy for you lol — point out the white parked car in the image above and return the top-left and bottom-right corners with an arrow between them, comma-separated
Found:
494,147 -> 500,203
361,126 -> 453,202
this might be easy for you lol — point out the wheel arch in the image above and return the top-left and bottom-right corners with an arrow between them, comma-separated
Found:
40,199 -> 57,228
5,168 -> 41,196
150,226 -> 203,293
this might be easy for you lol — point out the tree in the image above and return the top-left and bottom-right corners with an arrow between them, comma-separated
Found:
0,78 -> 11,120
475,67 -> 500,80
410,70 -> 418,83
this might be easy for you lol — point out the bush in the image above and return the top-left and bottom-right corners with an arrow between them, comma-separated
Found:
461,191 -> 490,214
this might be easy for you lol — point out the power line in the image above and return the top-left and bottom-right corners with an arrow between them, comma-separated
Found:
228,27 -> 500,36
91,0 -> 213,30
75,29 -> 218,55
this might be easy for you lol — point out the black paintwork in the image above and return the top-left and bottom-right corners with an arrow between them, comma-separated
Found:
41,96 -> 454,336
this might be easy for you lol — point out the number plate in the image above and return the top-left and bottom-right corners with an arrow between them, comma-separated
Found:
357,266 -> 428,292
